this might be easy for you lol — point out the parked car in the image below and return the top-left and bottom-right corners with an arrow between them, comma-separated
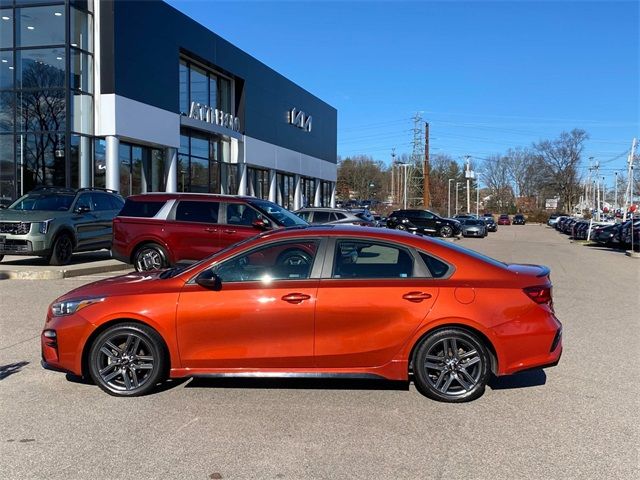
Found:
0,187 -> 124,265
453,214 -> 478,220
42,225 -> 562,402
571,220 -> 590,240
619,218 -> 640,248
513,214 -> 526,225
295,207 -> 375,226
547,213 -> 567,226
460,219 -> 487,238
347,208 -> 376,225
483,217 -> 498,232
111,194 -> 308,272
386,209 -> 461,238
497,214 -> 511,225
592,224 -> 621,246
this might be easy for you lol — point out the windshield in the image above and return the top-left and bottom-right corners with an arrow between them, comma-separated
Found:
249,199 -> 308,227
9,193 -> 74,211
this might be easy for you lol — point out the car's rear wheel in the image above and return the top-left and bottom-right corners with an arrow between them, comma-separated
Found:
439,225 -> 453,238
88,323 -> 166,397
413,328 -> 490,402
49,233 -> 73,265
133,243 -> 168,272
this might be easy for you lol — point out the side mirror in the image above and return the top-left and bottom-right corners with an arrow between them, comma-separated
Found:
75,205 -> 91,214
252,218 -> 271,231
195,270 -> 222,291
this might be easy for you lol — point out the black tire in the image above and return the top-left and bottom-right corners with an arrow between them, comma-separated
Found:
439,225 -> 453,238
88,322 -> 166,397
49,233 -> 74,265
395,224 -> 407,231
276,249 -> 312,266
133,243 -> 168,272
413,328 -> 490,403
0,255 -> 4,262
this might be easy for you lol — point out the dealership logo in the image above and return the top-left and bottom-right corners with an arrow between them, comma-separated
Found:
188,102 -> 241,132
288,108 -> 312,133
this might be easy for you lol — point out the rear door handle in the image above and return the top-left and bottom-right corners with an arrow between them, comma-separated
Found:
281,293 -> 311,304
402,291 -> 432,303
204,227 -> 218,233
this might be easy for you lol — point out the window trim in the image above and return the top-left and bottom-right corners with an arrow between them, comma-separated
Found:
320,237 -> 431,280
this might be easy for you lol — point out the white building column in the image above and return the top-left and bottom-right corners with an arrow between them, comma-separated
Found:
268,169 -> 277,203
314,179 -> 322,207
79,136 -> 91,188
293,174 -> 302,210
237,163 -> 248,196
105,135 -> 120,192
165,147 -> 177,193
330,182 -> 336,208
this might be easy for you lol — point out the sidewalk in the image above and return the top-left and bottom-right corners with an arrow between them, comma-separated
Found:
0,251 -> 132,280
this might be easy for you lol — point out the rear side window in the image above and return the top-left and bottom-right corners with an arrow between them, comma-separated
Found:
312,211 -> 331,223
419,252 -> 451,278
332,240 -> 414,279
119,200 -> 165,218
176,201 -> 219,223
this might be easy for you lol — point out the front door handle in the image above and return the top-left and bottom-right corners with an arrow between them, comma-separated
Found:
282,293 -> 311,304
223,229 -> 236,234
402,291 -> 432,303
204,227 -> 217,233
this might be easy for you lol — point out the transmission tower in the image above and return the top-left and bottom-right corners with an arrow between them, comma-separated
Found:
407,113 -> 424,206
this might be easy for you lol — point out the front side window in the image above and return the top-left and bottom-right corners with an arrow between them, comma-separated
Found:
332,240 -> 414,279
74,193 -> 92,211
249,199 -> 308,227
214,240 -> 319,283
175,200 -> 219,224
225,203 -> 263,226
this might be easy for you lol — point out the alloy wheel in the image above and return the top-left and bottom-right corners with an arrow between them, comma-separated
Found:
423,336 -> 482,396
440,226 -> 453,238
135,247 -> 163,271
94,332 -> 156,392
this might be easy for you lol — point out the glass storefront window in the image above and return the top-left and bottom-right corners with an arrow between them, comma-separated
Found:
178,154 -> 188,192
148,148 -> 165,192
0,51 -> 14,89
70,6 -> 92,52
179,59 -> 188,114
70,92 -> 93,134
131,146 -> 142,195
70,134 -> 92,188
0,134 -> 14,204
94,138 -> 105,188
119,143 -> 131,197
190,65 -> 207,106
16,6 -> 65,48
190,156 -> 208,193
190,132 -> 208,159
1,9 -> 13,49
17,48 -> 65,89
21,132 -> 66,190
18,89 -> 65,132
218,77 -> 231,113
0,91 -> 14,132
70,49 -> 92,93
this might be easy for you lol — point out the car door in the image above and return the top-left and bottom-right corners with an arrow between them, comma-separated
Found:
219,202 -> 267,247
72,193 -> 101,249
166,200 -> 222,262
314,238 -> 438,368
176,238 -> 323,368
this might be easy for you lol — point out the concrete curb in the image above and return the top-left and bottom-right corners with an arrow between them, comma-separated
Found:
625,250 -> 640,258
0,262 -> 131,280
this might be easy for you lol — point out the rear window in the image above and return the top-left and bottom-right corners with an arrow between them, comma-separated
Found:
419,252 -> 451,278
118,199 -> 165,218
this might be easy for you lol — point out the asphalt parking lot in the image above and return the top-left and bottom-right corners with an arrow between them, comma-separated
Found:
1,225 -> 638,480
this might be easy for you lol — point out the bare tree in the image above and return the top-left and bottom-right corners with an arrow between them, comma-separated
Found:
337,155 -> 389,202
482,154 -> 515,212
534,129 -> 588,212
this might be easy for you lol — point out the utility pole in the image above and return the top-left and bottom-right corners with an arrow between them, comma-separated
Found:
614,171 -> 618,212
464,156 -> 471,214
593,160 -> 600,221
448,178 -> 454,218
623,138 -> 637,221
455,182 -> 461,214
391,148 -> 396,205
423,122 -> 431,208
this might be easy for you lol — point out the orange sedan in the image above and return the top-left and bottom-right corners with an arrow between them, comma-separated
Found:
41,226 -> 562,402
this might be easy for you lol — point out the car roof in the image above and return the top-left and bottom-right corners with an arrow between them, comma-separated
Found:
125,193 -> 259,203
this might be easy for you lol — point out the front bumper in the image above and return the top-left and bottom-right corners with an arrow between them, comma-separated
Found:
0,233 -> 50,256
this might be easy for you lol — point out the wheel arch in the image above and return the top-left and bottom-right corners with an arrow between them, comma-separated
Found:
407,322 -> 499,376
51,226 -> 78,248
81,318 -> 172,379
130,240 -> 172,265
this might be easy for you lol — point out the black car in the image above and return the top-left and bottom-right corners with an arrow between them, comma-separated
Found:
513,214 -> 526,225
386,209 -> 461,238
483,216 -> 498,232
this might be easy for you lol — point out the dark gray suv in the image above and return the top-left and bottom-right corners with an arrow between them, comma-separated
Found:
0,187 -> 124,265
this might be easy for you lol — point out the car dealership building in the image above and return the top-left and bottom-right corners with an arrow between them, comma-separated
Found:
0,0 -> 337,209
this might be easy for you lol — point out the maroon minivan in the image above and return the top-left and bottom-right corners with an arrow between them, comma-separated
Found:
111,194 -> 308,271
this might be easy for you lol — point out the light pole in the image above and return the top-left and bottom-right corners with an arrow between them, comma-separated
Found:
455,182 -> 461,214
448,179 -> 454,217
475,172 -> 484,217
397,163 -> 410,209
614,171 -> 618,212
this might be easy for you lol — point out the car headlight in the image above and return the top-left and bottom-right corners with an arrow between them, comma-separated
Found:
51,296 -> 105,316
38,219 -> 52,234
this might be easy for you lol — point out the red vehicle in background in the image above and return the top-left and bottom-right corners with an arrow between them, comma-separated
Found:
498,214 -> 511,225
111,194 -> 308,271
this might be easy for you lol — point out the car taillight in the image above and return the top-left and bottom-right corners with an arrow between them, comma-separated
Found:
523,285 -> 552,305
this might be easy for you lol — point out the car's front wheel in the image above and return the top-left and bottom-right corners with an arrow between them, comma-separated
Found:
0,254 -> 4,262
49,233 -> 73,265
88,323 -> 166,397
413,328 -> 490,402
395,224 -> 407,231
133,243 -> 168,272
439,225 -> 453,238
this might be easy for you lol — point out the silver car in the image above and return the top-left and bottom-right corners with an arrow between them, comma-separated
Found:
294,207 -> 376,226
461,219 -> 487,238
